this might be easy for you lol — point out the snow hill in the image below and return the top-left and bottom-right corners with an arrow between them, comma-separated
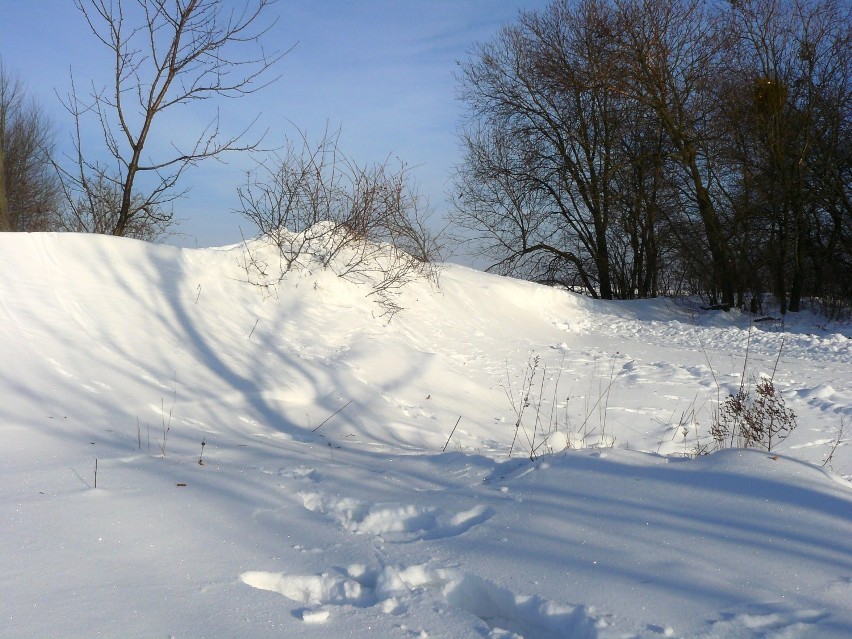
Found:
1,232 -> 850,638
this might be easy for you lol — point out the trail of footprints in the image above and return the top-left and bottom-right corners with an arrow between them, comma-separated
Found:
242,465 -> 599,638
241,563 -> 599,638
298,492 -> 495,541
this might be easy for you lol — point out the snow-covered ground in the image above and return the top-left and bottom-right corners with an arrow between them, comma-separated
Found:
1,232 -> 850,638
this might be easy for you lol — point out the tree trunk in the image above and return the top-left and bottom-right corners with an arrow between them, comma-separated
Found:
774,216 -> 788,315
595,221 -> 614,300
0,141 -> 10,231
114,135 -> 146,237
645,213 -> 658,297
113,170 -> 135,237
788,211 -> 807,312
688,159 -> 736,308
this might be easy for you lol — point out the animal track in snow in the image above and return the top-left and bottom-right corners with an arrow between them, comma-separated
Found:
240,563 -> 599,638
299,491 -> 494,540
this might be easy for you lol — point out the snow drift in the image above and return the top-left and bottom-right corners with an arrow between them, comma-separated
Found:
1,232 -> 850,638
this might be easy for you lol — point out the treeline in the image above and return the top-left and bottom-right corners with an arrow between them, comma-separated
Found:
453,0 -> 851,314
0,61 -> 60,234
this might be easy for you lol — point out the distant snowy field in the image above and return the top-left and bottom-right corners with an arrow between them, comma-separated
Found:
1,233 -> 850,638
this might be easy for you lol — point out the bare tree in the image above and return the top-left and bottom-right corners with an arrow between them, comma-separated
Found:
0,113 -> 7,232
722,0 -> 852,313
612,0 -> 742,308
59,0 -> 285,239
454,0 -> 674,299
0,60 -> 61,232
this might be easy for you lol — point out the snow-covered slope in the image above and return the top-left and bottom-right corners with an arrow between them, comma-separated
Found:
1,232 -> 850,638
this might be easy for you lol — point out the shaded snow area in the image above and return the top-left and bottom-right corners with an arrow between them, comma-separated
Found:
1,233 -> 850,638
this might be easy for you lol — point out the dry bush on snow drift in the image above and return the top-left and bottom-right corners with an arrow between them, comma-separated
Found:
706,332 -> 797,453
237,129 -> 441,316
502,354 -> 624,460
712,375 -> 797,452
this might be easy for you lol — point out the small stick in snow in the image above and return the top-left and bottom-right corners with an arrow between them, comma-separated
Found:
312,400 -> 353,432
443,416 -> 462,452
823,416 -> 845,468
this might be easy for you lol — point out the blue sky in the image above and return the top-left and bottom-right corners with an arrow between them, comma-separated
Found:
0,0 -> 550,251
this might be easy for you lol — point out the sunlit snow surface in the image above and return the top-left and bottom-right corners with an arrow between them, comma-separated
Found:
1,233 -> 850,638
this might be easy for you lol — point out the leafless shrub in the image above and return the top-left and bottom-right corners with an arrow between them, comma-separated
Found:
822,416 -> 846,470
504,354 -> 542,458
237,128 -> 442,316
503,353 -> 623,460
658,395 -> 713,458
809,296 -> 851,323
712,375 -> 797,451
710,338 -> 797,451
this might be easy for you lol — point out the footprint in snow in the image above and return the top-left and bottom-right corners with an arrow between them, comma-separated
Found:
299,491 -> 494,541
240,563 -> 599,638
